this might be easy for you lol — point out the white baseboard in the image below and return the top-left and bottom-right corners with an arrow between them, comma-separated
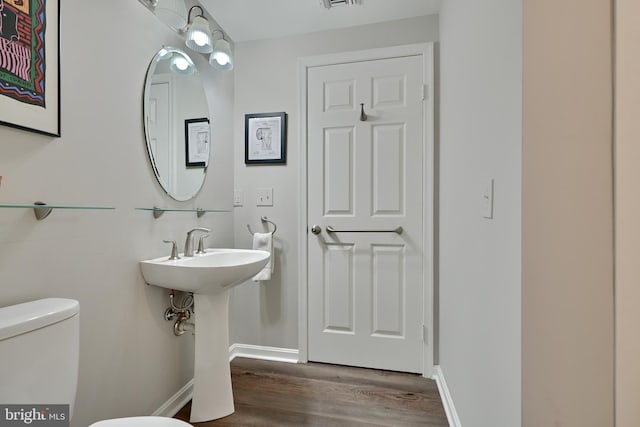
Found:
432,365 -> 462,427
153,344 -> 299,417
152,379 -> 193,418
229,343 -> 299,363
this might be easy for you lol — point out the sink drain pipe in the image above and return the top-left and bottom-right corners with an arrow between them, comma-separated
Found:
174,318 -> 195,336
165,290 -> 195,336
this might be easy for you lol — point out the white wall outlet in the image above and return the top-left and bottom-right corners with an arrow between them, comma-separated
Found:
256,188 -> 274,206
482,178 -> 494,219
233,189 -> 243,207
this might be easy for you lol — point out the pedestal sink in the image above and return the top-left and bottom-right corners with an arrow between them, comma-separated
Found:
139,249 -> 270,422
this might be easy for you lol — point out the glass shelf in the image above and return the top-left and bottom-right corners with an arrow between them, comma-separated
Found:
0,204 -> 115,210
135,207 -> 231,219
0,203 -> 115,221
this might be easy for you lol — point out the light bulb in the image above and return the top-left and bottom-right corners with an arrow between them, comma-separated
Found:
214,52 -> 230,66
193,31 -> 208,47
174,57 -> 189,71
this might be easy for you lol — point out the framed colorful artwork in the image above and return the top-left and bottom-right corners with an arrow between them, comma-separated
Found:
0,0 -> 60,137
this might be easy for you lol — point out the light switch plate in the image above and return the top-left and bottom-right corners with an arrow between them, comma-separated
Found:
233,189 -> 243,207
256,188 -> 273,206
482,179 -> 494,219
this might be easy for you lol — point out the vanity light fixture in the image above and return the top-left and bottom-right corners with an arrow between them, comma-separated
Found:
209,31 -> 233,71
138,0 -> 234,71
185,6 -> 213,54
321,0 -> 361,9
154,0 -> 188,31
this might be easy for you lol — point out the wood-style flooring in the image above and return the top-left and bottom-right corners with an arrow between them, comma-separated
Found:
174,357 -> 448,427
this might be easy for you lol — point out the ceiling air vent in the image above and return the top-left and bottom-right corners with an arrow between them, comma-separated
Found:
321,0 -> 361,9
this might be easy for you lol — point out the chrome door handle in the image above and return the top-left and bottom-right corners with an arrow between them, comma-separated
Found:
326,225 -> 403,234
310,225 -> 322,235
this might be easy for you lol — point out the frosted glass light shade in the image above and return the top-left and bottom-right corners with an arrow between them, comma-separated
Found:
209,38 -> 233,71
186,15 -> 213,54
169,53 -> 196,75
154,0 -> 188,30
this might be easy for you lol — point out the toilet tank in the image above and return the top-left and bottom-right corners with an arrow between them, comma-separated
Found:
0,298 -> 79,415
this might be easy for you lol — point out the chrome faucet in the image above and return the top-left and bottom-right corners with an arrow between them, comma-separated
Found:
184,228 -> 210,257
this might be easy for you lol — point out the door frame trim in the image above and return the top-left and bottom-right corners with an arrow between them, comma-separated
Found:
297,43 -> 435,376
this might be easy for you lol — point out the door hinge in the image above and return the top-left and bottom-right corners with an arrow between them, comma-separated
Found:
421,84 -> 427,100
422,325 -> 428,343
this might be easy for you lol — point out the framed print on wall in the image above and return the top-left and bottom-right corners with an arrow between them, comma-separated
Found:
245,112 -> 287,164
0,0 -> 60,137
185,118 -> 210,167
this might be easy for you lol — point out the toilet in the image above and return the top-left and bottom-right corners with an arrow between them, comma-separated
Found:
0,298 -> 192,427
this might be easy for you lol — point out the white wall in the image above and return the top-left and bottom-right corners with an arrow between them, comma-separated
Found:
438,1 -> 522,426
0,2 -> 234,426
229,16 -> 439,350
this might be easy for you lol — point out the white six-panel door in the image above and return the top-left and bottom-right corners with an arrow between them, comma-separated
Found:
307,55 -> 425,373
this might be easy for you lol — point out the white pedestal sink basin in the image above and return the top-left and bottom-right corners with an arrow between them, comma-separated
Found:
140,249 -> 270,422
139,249 -> 270,294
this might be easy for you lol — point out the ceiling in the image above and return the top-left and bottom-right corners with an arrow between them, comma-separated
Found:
199,0 -> 442,42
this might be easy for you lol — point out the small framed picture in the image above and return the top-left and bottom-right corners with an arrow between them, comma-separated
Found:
185,118 -> 210,167
245,112 -> 287,164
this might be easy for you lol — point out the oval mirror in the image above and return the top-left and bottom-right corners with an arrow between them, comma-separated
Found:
143,47 -> 210,201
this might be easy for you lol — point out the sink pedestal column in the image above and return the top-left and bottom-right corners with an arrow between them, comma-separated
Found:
190,291 -> 234,422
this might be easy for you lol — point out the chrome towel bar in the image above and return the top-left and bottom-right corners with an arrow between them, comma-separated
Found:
247,216 -> 277,235
325,225 -> 403,234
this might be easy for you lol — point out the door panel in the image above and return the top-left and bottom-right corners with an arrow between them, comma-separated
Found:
323,243 -> 355,333
307,55 -> 425,373
324,80 -> 356,112
324,127 -> 355,215
373,123 -> 405,215
373,74 -> 406,108
372,244 -> 405,337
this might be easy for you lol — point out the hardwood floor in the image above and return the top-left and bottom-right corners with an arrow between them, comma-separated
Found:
174,358 -> 448,426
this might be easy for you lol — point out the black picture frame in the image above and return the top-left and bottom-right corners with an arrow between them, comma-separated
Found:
185,118 -> 210,168
245,112 -> 287,164
0,0 -> 60,137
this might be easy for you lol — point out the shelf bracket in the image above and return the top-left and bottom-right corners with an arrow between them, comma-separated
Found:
33,201 -> 53,221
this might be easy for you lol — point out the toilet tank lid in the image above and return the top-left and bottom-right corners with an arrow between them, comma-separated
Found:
0,298 -> 79,341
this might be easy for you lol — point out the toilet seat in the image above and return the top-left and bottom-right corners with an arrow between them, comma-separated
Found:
88,416 -> 192,426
